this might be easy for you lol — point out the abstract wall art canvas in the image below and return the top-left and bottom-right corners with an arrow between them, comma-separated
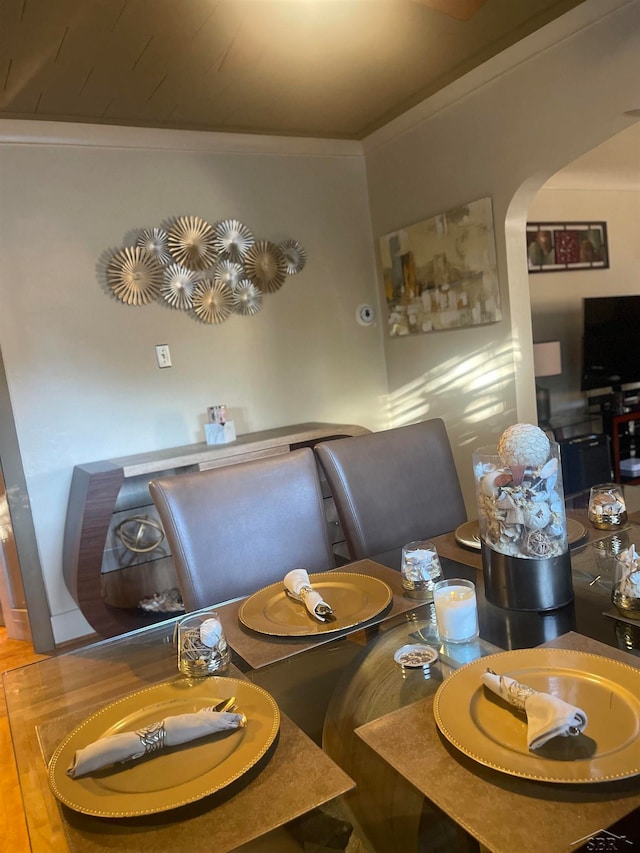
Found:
378,197 -> 501,337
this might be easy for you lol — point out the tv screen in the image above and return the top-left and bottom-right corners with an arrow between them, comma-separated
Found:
582,296 -> 640,391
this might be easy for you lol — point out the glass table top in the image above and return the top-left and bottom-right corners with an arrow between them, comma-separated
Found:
5,503 -> 640,852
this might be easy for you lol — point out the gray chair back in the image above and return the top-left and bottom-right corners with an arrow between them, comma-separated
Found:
315,419 -> 466,562
149,448 -> 334,611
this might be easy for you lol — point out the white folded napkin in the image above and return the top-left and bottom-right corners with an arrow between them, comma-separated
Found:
283,568 -> 332,621
67,709 -> 246,778
481,670 -> 588,751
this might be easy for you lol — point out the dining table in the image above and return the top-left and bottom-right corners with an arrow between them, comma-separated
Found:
4,489 -> 640,853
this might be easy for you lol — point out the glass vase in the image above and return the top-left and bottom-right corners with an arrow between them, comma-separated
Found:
472,440 -> 572,611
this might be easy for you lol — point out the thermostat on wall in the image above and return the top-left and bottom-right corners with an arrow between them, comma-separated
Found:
356,304 -> 375,326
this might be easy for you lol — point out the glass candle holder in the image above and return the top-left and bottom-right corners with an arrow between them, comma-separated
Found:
400,540 -> 443,601
588,483 -> 627,530
177,611 -> 231,677
612,546 -> 640,620
433,578 -> 479,643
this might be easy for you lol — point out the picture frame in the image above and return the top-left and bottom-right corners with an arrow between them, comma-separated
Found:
526,221 -> 609,273
378,197 -> 501,337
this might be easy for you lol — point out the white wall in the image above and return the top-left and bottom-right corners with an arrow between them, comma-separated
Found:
2,0 -> 639,644
528,123 -> 640,419
529,185 -> 640,419
363,0 -> 640,512
0,126 -> 388,642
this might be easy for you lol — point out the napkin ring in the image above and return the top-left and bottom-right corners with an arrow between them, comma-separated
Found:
297,583 -> 335,620
136,721 -> 167,754
486,668 -> 537,711
500,677 -> 537,710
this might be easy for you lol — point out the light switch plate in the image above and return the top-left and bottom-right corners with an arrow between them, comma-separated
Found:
155,344 -> 172,368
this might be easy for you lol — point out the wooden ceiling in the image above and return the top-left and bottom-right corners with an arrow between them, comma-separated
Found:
0,0 -> 585,140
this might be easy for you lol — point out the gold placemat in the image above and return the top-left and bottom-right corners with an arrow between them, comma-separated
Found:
48,677 -> 280,817
433,648 -> 640,783
454,518 -> 588,552
220,560 -> 425,670
38,692 -> 354,852
239,573 -> 392,637
355,634 -> 640,853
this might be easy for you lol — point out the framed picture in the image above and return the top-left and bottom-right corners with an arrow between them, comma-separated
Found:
378,197 -> 501,337
526,222 -> 609,272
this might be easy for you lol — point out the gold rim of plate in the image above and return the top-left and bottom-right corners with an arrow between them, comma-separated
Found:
433,648 -> 640,783
239,572 -> 393,637
48,677 -> 280,817
454,518 -> 587,552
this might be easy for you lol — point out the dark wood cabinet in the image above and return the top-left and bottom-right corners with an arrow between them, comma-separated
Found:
63,422 -> 370,638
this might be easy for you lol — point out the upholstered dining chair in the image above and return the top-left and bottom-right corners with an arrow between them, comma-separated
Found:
149,447 -> 335,612
315,419 -> 467,566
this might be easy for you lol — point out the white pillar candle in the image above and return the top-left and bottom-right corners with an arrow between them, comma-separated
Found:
433,579 -> 479,643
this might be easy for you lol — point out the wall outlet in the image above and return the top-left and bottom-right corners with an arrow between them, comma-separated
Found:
155,344 -> 172,368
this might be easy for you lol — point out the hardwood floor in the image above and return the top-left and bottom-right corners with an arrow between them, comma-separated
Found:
0,628 -> 51,853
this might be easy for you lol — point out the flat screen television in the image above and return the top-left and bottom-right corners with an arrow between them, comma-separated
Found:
581,295 -> 640,391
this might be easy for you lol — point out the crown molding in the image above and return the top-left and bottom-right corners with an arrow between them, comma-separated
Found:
0,118 -> 364,159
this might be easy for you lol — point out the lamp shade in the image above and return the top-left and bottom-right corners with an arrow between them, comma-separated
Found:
533,341 -> 562,378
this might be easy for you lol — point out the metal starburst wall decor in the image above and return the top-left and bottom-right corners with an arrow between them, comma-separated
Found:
104,216 -> 307,324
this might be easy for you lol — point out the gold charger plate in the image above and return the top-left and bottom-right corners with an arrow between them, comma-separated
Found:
433,648 -> 640,783
454,518 -> 587,552
48,677 -> 279,817
239,572 -> 393,637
